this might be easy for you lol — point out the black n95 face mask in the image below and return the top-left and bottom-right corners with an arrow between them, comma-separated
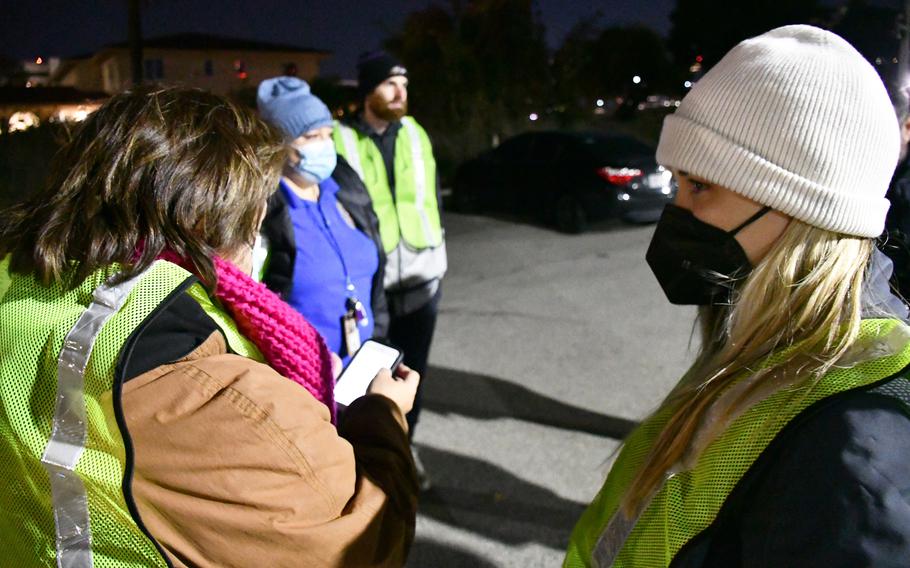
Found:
646,204 -> 771,306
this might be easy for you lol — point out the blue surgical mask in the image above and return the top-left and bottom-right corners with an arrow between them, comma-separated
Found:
292,139 -> 337,184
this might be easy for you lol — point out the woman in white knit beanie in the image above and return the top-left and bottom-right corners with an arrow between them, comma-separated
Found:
566,25 -> 910,567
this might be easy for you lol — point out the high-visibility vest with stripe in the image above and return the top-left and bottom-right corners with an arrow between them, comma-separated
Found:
0,257 -> 262,567
333,117 -> 443,254
564,318 -> 910,568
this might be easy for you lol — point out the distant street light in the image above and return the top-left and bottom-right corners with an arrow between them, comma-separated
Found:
684,81 -> 692,88
529,113 -> 539,121
596,99 -> 605,107
632,75 -> 642,84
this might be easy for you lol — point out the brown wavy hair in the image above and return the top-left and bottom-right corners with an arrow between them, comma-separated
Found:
0,86 -> 285,289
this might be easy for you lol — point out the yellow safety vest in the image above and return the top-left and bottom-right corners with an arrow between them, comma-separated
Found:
333,117 -> 443,254
565,318 -> 910,567
0,258 -> 261,567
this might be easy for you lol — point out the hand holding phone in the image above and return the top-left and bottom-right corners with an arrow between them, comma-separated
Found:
334,340 -> 404,406
368,363 -> 420,416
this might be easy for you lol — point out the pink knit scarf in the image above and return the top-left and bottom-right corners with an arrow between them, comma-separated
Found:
157,251 -> 337,423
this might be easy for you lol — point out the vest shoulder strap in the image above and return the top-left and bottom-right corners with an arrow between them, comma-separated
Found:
334,121 -> 367,179
185,282 -> 264,361
0,255 -> 10,302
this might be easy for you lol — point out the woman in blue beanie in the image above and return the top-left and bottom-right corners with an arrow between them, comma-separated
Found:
257,76 -> 387,365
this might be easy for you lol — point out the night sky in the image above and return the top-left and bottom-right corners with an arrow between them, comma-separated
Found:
1,0 -> 676,78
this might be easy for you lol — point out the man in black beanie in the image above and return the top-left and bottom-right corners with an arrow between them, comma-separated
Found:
333,50 -> 446,487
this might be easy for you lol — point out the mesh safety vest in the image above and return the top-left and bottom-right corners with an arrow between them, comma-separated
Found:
333,117 -> 443,254
0,258 -> 261,567
565,318 -> 910,568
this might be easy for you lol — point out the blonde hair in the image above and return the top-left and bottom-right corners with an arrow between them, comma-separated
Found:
622,220 -> 874,515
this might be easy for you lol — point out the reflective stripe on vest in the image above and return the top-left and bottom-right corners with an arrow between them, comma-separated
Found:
42,266 -> 150,568
0,260 -> 261,566
337,124 -> 365,180
400,118 -> 435,248
564,319 -> 910,568
333,118 -> 442,253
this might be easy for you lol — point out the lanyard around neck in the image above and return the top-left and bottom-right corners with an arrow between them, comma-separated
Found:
303,187 -> 357,298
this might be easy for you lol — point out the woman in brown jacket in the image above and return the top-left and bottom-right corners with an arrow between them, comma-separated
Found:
0,87 -> 419,567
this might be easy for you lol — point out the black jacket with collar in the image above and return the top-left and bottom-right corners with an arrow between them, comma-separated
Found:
260,154 -> 389,338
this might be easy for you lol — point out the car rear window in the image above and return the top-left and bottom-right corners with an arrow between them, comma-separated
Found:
575,135 -> 655,164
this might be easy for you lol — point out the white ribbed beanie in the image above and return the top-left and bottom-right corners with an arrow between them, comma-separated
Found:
656,25 -> 900,237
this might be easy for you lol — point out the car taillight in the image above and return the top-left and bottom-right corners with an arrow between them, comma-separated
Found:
597,166 -> 643,185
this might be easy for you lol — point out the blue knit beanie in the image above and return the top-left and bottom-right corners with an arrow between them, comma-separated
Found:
257,76 -> 333,140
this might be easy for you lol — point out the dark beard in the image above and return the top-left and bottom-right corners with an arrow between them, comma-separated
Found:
367,95 -> 407,122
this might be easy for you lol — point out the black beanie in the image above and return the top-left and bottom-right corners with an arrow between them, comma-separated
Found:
357,50 -> 408,97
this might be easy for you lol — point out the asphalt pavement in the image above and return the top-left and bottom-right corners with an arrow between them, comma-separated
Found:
406,212 -> 698,567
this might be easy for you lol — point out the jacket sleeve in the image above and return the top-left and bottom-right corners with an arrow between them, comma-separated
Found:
369,243 -> 389,339
333,155 -> 389,338
723,393 -> 910,568
121,333 -> 417,568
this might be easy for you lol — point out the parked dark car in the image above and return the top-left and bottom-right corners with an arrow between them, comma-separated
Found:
452,130 -> 676,232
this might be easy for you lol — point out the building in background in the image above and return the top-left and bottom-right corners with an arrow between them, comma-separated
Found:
21,57 -> 61,87
50,33 -> 330,96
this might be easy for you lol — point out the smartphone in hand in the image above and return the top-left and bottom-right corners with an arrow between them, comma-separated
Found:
334,339 -> 404,406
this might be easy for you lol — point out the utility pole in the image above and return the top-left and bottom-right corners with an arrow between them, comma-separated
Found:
128,0 -> 143,87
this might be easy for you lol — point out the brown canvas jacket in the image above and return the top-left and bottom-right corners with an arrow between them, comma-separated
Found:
122,331 -> 418,567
